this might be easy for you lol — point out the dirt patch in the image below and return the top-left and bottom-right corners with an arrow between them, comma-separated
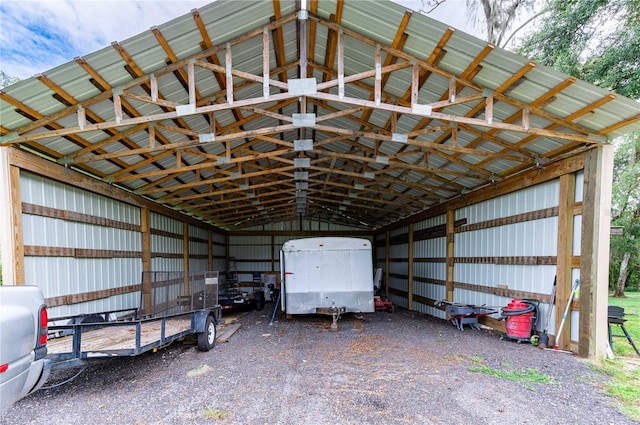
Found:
2,307 -> 635,424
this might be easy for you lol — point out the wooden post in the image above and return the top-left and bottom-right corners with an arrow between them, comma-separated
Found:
183,222 -> 190,294
271,235 -> 276,271
140,207 -> 152,313
208,230 -> 213,270
408,223 -> 414,310
579,145 -> 614,360
446,208 -> 455,301
555,173 -> 575,350
0,147 -> 25,285
385,231 -> 390,299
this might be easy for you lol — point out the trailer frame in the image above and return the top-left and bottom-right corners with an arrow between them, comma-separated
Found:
46,271 -> 222,371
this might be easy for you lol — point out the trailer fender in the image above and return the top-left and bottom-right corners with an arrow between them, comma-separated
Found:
192,310 -> 214,333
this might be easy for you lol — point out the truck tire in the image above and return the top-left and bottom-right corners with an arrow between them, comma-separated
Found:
197,315 -> 216,351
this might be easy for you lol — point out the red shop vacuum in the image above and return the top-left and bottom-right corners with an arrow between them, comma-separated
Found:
499,298 -> 539,343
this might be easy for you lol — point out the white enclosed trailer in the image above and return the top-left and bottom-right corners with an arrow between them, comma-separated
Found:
279,237 -> 374,320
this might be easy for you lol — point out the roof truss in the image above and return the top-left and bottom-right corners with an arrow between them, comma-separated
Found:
1,0 -> 638,230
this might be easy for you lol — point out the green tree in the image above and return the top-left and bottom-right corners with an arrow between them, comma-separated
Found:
610,134 -> 640,294
0,71 -> 21,89
464,0 -> 537,46
517,0 -> 640,98
515,0 -> 640,295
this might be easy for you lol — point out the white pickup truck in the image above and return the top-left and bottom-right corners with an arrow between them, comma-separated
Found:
0,285 -> 51,415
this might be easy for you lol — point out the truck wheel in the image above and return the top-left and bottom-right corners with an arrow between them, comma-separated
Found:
197,315 -> 216,351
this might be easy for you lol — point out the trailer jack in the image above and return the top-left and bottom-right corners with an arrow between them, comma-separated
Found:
316,306 -> 347,330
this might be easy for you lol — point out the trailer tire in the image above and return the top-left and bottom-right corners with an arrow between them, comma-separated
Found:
197,315 -> 216,351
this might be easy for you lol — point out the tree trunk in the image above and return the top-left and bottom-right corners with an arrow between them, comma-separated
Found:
614,251 -> 631,297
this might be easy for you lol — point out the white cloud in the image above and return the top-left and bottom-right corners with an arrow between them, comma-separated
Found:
0,0 -> 479,80
0,0 -> 210,79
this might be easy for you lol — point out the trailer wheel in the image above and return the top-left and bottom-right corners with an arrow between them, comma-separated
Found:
197,315 -> 216,351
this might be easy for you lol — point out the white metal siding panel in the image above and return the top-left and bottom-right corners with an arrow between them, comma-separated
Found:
456,180 -> 559,224
444,179 -> 563,333
390,243 -> 408,258
189,258 -> 209,272
20,171 -> 143,317
573,215 -> 582,256
414,214 -> 446,231
575,171 -> 584,203
213,243 -> 226,257
389,226 -> 408,238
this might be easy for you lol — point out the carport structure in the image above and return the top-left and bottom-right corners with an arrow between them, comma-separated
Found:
1,0 -> 639,360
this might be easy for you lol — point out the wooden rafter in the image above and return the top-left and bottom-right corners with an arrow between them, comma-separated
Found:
2,3 -> 637,231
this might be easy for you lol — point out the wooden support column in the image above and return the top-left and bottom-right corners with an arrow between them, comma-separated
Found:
446,208 -> 455,301
408,224 -> 414,310
271,235 -> 276,271
226,235 -> 231,272
208,230 -> 213,270
385,231 -> 390,299
183,222 -> 190,294
0,147 -> 25,285
140,207 -> 152,312
555,173 -> 575,350
579,145 -> 614,360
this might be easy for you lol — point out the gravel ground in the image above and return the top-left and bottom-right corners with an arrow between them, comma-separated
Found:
2,306 -> 636,425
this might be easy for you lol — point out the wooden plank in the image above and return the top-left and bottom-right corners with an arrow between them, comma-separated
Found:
0,150 -> 24,284
446,209 -> 454,301
22,203 -> 141,231
459,207 -> 558,232
141,208 -> 152,313
183,222 -> 190,293
407,223 -> 414,309
216,322 -> 242,343
556,173 -> 575,350
45,284 -> 141,307
47,318 -> 192,354
579,145 -> 614,359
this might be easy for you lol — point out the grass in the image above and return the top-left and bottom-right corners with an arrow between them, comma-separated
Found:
601,292 -> 640,421
469,357 -> 555,391
203,407 -> 229,420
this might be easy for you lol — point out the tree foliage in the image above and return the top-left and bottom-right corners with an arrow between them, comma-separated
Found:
465,0 -> 537,46
610,133 -> 640,292
517,0 -> 640,99
514,0 -> 640,293
0,71 -> 21,89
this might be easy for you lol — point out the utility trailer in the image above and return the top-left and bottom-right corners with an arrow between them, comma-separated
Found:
46,271 -> 221,371
280,237 -> 374,328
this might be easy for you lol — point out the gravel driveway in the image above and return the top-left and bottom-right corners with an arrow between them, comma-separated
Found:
1,307 -> 634,424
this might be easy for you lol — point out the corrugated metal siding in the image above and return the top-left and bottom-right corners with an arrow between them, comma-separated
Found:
575,171 -> 584,203
150,212 -> 183,272
452,180 -> 560,334
240,219 -> 364,232
411,214 -> 447,315
188,224 -> 209,272
455,180 -> 559,223
377,178 -> 574,336
20,171 -> 142,317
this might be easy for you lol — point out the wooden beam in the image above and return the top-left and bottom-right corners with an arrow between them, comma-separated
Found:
184,221 -> 190,294
446,208 -> 455,301
141,207 -> 152,313
579,145 -> 614,360
0,148 -> 25,284
385,231 -> 390,299
555,173 -> 576,350
408,223 -> 414,309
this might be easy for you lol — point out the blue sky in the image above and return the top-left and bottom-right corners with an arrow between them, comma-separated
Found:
0,0 -> 476,80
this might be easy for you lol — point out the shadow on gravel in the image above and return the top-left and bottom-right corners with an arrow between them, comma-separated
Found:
2,307 -> 635,425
